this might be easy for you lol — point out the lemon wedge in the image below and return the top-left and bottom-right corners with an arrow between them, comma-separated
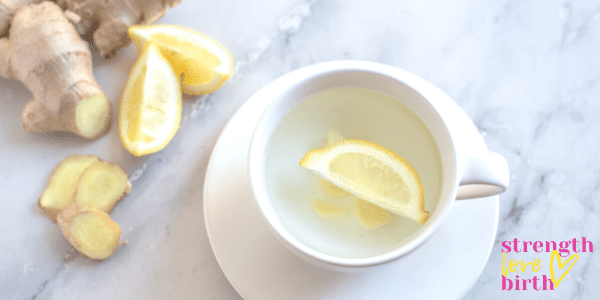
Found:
312,199 -> 348,219
128,24 -> 234,95
119,43 -> 182,156
354,197 -> 392,229
300,139 -> 428,223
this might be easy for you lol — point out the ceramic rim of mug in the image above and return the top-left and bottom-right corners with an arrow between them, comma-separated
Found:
248,60 -> 459,270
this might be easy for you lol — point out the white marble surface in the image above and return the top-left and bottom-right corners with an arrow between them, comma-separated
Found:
1,0 -> 599,299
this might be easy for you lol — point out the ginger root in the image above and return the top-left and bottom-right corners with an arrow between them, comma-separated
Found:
39,154 -> 131,222
0,0 -> 43,35
54,0 -> 182,57
0,1 -> 112,139
57,203 -> 122,260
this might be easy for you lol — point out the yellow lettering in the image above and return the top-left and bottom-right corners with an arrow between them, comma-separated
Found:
532,259 -> 542,272
501,253 -> 544,276
521,261 -> 531,272
502,252 -> 508,276
509,259 -> 519,272
550,250 -> 578,288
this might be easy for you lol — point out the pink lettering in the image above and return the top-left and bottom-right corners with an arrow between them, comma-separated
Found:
542,275 -> 554,290
502,276 -> 513,290
545,241 -> 557,253
559,241 -> 571,257
572,238 -> 580,253
533,241 -> 543,253
523,241 -> 532,252
532,276 -> 541,291
582,237 -> 594,252
513,238 -> 521,253
502,241 -> 512,253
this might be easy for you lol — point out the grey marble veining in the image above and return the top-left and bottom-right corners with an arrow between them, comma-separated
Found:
1,0 -> 598,299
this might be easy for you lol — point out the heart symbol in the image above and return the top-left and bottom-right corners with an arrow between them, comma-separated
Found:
549,250 -> 578,288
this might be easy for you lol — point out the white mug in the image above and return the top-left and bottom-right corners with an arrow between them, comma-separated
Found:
248,61 -> 509,272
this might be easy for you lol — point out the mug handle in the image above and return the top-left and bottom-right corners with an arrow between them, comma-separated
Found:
456,152 -> 509,200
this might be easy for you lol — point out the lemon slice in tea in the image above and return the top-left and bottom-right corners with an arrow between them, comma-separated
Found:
319,129 -> 350,198
300,139 -> 428,223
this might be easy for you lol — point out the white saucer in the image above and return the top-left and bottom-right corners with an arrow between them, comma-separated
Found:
203,84 -> 499,300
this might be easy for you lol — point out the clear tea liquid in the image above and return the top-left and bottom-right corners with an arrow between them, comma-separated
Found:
264,87 -> 442,258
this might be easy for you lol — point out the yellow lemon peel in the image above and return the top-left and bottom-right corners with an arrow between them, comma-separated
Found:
301,139 -> 428,223
119,43 -> 182,156
128,24 -> 233,95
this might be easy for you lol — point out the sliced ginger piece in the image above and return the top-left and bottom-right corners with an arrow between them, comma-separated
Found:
74,161 -> 132,214
319,178 -> 351,198
354,197 -> 392,229
128,24 -> 234,95
312,199 -> 348,219
119,43 -> 182,156
39,155 -> 100,222
58,204 -> 122,260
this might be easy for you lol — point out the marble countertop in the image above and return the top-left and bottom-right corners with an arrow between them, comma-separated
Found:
1,0 -> 598,299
